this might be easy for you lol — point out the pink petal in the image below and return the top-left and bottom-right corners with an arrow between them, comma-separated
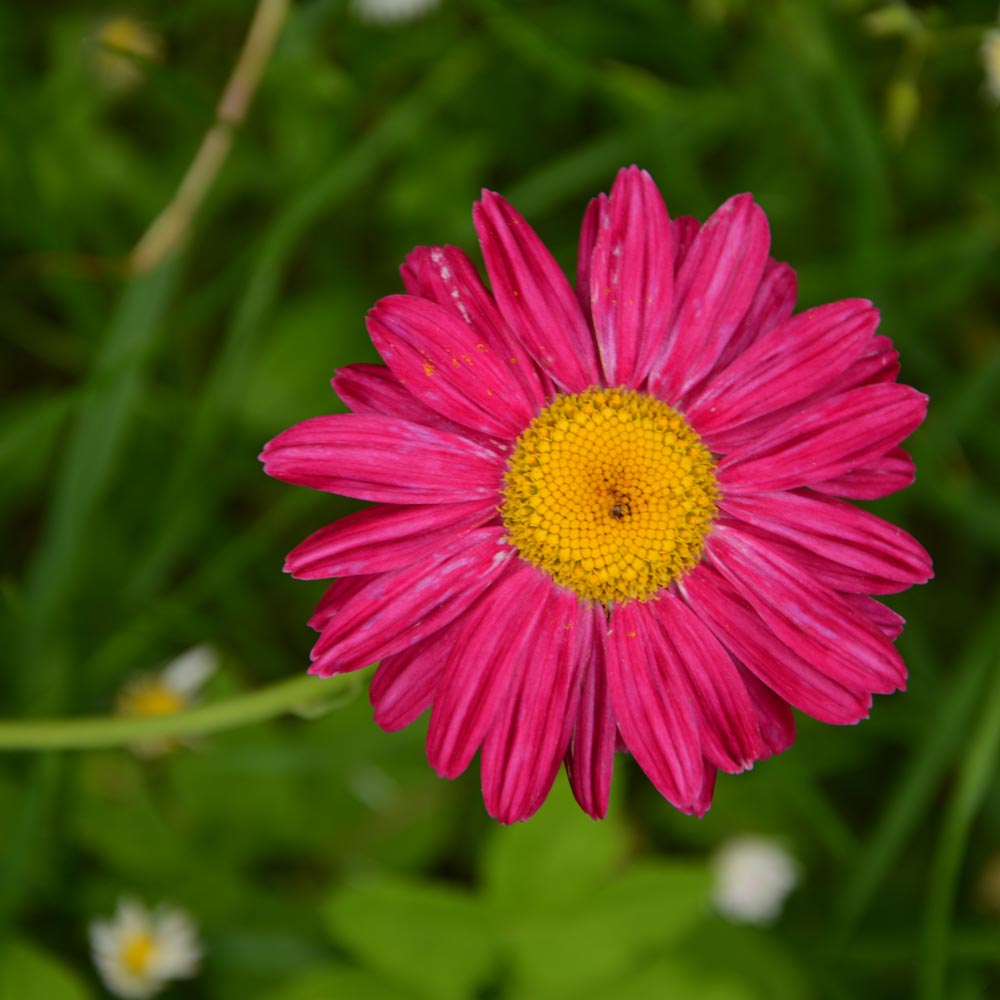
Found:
812,446 -> 916,499
828,334 -> 900,392
651,592 -> 763,773
671,215 -> 701,266
400,246 -> 548,411
474,191 -> 599,391
689,299 -> 879,441
370,624 -> 458,731
575,193 -> 606,321
564,607 -> 617,820
589,166 -> 674,386
333,363 -> 466,434
480,586 -> 591,823
261,414 -> 505,504
718,259 -> 798,366
426,563 -> 554,779
605,601 -> 704,812
707,526 -> 907,695
367,294 -> 535,438
308,527 -> 513,676
738,666 -> 796,759
285,501 -> 496,579
647,194 -> 770,404
681,562 -> 872,724
307,575 -> 371,632
843,594 -> 905,641
720,491 -> 932,594
719,384 -> 928,495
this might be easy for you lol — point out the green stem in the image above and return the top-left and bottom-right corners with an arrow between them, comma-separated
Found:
919,648 -> 1000,1000
0,671 -> 366,751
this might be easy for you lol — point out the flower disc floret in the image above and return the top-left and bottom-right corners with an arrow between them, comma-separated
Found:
501,387 -> 719,604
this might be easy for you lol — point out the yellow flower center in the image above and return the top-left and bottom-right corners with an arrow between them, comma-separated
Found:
501,388 -> 719,605
121,931 -> 157,975
117,679 -> 187,718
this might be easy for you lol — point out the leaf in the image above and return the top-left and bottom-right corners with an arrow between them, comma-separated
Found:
258,962 -> 414,1000
0,939 -> 94,1000
501,860 -> 712,997
481,777 -> 627,913
322,876 -> 496,999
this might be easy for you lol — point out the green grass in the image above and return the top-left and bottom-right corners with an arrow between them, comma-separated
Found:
3,1 -> 1000,997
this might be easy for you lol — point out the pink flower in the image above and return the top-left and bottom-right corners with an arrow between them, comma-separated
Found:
261,167 -> 931,824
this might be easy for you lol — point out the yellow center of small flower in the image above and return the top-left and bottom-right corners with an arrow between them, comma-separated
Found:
501,387 -> 718,605
121,931 -> 157,975
117,680 -> 187,718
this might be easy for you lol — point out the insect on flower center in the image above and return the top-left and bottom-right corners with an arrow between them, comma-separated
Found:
501,387 -> 719,605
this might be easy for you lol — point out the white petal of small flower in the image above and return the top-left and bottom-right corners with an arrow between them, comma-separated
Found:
89,897 -> 201,999
351,0 -> 441,25
711,836 -> 800,925
160,645 -> 219,697
983,28 -> 1000,105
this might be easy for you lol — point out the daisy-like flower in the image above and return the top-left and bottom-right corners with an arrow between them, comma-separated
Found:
982,27 -> 1000,105
90,897 -> 200,999
711,835 -> 800,925
116,645 -> 218,757
261,167 -> 931,824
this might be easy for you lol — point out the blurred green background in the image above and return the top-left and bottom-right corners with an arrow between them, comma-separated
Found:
2,0 -> 1000,997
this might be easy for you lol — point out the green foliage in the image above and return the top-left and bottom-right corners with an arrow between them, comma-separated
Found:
3,0 -> 1000,998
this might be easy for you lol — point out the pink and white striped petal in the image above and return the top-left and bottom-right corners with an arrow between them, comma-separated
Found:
309,527 -> 513,676
689,299 -> 878,441
716,258 -> 798,368
588,166 -> 674,387
647,194 -> 770,404
474,191 -> 599,392
721,491 -> 932,595
426,564 -> 555,780
606,601 -> 704,812
370,624 -> 458,731
682,563 -> 873,725
707,526 -> 907,696
737,666 -> 796,760
719,384 -> 928,495
575,193 -> 606,321
367,295 -> 535,438
285,500 -> 496,579
261,414 -> 505,504
400,246 -> 548,411
564,608 -> 617,820
652,592 -> 763,773
480,586 -> 591,823
333,363 -> 468,434
812,446 -> 916,499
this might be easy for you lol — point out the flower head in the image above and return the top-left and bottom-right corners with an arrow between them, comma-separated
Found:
261,167 -> 931,823
116,645 -> 218,757
983,28 -> 1000,105
90,897 -> 200,998
90,16 -> 164,93
712,835 -> 800,924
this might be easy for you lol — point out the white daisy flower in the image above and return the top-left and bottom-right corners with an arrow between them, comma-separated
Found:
350,0 -> 441,26
90,16 -> 164,93
116,645 -> 218,757
90,898 -> 201,999
711,835 -> 800,925
983,28 -> 1000,105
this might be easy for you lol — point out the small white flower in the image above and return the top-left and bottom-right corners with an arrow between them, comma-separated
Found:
90,898 -> 201,999
982,28 -> 1000,105
90,16 -> 164,93
711,835 -> 800,925
116,645 -> 218,757
351,0 -> 441,26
